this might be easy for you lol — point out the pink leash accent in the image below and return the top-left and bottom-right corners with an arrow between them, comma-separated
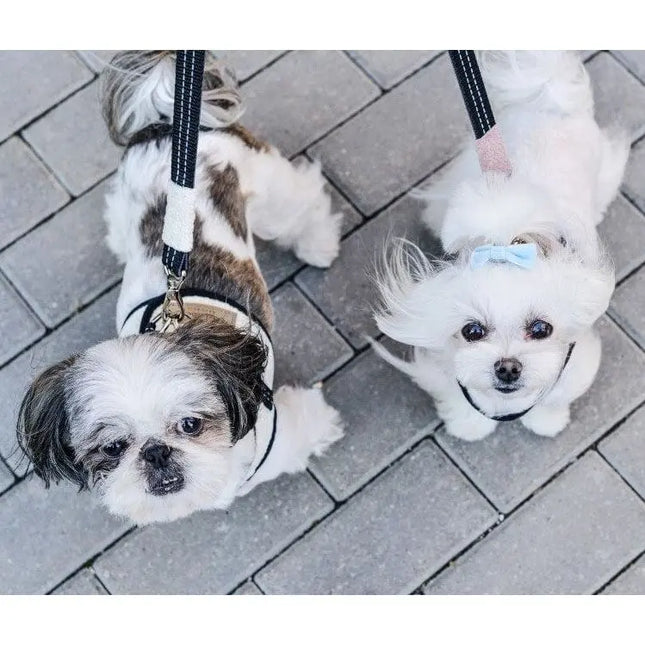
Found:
475,125 -> 512,176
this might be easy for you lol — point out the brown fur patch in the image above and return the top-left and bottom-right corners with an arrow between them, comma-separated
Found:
138,202 -> 273,330
206,164 -> 248,239
224,123 -> 270,152
139,195 -> 166,256
186,221 -> 273,330
169,316 -> 270,442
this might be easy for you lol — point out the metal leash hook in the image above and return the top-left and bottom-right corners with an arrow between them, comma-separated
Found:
160,268 -> 189,332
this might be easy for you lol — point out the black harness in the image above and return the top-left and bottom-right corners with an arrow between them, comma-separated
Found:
457,342 -> 576,422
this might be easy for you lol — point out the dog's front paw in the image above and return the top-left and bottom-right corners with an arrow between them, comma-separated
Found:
521,405 -> 570,437
443,416 -> 498,442
294,212 -> 342,268
275,384 -> 344,456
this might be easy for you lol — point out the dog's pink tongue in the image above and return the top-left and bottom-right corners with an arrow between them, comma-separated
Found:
476,125 -> 512,176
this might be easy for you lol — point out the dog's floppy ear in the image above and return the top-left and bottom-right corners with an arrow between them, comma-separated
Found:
375,239 -> 460,349
171,317 -> 269,443
16,356 -> 89,489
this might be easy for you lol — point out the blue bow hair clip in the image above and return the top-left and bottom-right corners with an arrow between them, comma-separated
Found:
470,243 -> 537,270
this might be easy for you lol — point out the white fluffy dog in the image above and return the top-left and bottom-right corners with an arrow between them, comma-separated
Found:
17,51 -> 344,524
374,51 -> 628,441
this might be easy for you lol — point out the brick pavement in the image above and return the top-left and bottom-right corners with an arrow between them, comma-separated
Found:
0,50 -> 644,594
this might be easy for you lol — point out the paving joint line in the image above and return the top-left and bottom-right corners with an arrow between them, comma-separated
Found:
607,50 -> 645,90
238,50 -> 292,86
0,276 -> 122,374
596,447 -> 645,506
418,398 -> 645,592
46,524 -> 137,595
619,188 -> 645,217
605,310 -> 645,355
0,265 -> 47,347
343,50 -> 445,91
0,170 -> 117,256
430,433 -> 501,513
0,73 -> 98,147
289,279 -> 357,350
15,131 -> 72,199
92,569 -> 112,595
292,52 -> 449,187
593,546 -> 645,594
89,432 -> 443,594
339,50 -> 386,93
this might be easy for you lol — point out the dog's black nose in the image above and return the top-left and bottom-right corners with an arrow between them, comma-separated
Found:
141,443 -> 172,468
495,358 -> 522,383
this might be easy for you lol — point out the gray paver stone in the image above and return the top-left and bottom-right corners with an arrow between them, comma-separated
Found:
309,343 -> 440,500
0,51 -> 92,141
348,50 -> 440,89
310,54 -> 470,215
213,51 -> 286,82
296,187 -> 442,349
53,568 -> 108,595
256,441 -> 496,594
23,81 -> 121,196
271,282 -> 352,387
0,273 -> 45,366
0,178 -> 121,328
613,51 -> 645,83
93,472 -> 332,594
0,459 -> 14,494
241,50 -> 379,158
425,452 -> 645,594
599,405 -> 645,498
598,193 -> 645,282
0,137 -> 69,249
588,52 -> 645,142
601,553 -> 645,594
610,265 -> 645,350
233,581 -> 263,595
0,476 -> 129,594
623,138 -> 645,213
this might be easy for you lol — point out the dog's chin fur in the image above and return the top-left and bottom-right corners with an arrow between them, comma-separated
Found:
375,51 -> 627,441
16,50 -> 345,524
98,443 -> 239,525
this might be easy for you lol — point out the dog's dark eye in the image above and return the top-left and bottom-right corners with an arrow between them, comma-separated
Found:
179,417 -> 203,435
101,440 -> 127,459
528,320 -> 553,340
461,322 -> 487,342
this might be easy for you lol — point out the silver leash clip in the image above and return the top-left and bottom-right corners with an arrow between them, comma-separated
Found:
160,268 -> 188,332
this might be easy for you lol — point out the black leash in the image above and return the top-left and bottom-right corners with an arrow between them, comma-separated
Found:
449,50 -> 511,175
458,342 -> 576,422
449,50 -> 496,140
159,50 -> 206,330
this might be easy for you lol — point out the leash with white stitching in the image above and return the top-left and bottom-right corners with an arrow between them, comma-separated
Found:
449,50 -> 512,176
160,50 -> 206,328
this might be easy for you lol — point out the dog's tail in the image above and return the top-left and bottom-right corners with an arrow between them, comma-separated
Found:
366,336 -> 419,379
101,51 -> 243,146
480,51 -> 593,118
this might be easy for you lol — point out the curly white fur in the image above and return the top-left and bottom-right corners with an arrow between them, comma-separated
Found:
375,51 -> 627,441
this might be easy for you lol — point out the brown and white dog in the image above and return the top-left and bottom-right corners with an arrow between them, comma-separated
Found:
17,51 -> 344,524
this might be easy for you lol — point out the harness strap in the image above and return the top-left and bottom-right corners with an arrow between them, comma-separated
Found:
458,342 -> 576,422
161,50 -> 206,277
449,50 -> 512,176
246,408 -> 278,482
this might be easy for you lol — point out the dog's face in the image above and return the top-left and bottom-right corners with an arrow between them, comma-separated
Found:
377,241 -> 614,417
448,266 -> 584,414
17,318 -> 268,524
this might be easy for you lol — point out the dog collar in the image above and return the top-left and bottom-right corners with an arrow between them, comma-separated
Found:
121,289 -> 277,485
458,342 -> 576,422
